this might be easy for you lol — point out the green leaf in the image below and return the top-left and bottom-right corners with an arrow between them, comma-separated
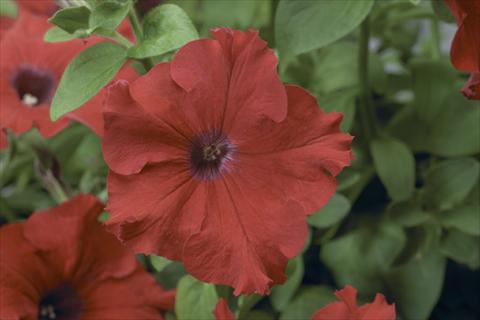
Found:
440,228 -> 480,269
271,256 -> 304,312
411,61 -> 456,124
439,205 -> 480,236
50,42 -> 127,120
280,286 -> 335,320
150,255 -> 172,272
431,0 -> 455,23
370,136 -> 415,202
388,94 -> 480,157
317,88 -> 357,132
386,250 -> 447,320
89,0 -> 130,31
308,194 -> 351,228
275,0 -> 374,59
423,158 -> 480,211
387,199 -> 430,227
321,221 -> 406,294
197,0 -> 271,32
128,4 -> 198,59
175,275 -> 218,320
44,26 -> 80,42
49,6 -> 91,34
0,0 -> 17,17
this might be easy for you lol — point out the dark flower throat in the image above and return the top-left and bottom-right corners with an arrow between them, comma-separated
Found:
38,283 -> 82,320
189,129 -> 234,180
11,64 -> 56,107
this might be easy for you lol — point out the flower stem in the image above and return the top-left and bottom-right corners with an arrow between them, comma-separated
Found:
42,170 -> 69,204
128,6 -> 154,71
358,16 -> 378,141
430,18 -> 441,60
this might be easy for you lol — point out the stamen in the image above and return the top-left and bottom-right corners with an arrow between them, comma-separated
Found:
39,304 -> 57,319
22,93 -> 39,107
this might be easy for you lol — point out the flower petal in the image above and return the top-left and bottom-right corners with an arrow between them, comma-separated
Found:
311,302 -> 350,320
213,298 -> 235,320
358,294 -> 396,320
183,177 -> 308,295
105,163 -> 204,260
102,80 -> 189,175
461,72 -> 480,100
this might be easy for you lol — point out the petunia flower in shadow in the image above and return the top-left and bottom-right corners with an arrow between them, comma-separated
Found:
0,194 -> 174,319
311,286 -> 395,320
0,12 -> 137,148
102,28 -> 353,295
445,0 -> 480,100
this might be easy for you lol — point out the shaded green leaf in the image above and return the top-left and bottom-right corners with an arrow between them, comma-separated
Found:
128,4 -> 198,59
388,94 -> 480,157
321,221 -> 406,294
370,136 -> 415,202
308,194 -> 351,229
439,205 -> 480,236
411,61 -> 456,124
423,158 -> 480,211
89,0 -> 130,31
386,250 -> 447,320
387,199 -> 430,227
176,275 -> 218,320
150,255 -> 172,272
440,228 -> 480,269
50,42 -> 127,120
0,0 -> 17,17
280,286 -> 335,320
275,0 -> 374,59
271,256 -> 304,312
49,6 -> 91,34
44,26 -> 80,42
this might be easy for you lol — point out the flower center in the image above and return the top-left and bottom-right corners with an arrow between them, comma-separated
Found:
189,129 -> 234,180
11,64 -> 56,107
38,283 -> 82,320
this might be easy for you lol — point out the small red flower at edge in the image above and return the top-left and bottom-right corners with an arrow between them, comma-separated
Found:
212,286 -> 395,320
102,28 -> 353,295
311,286 -> 395,320
444,0 -> 480,100
0,194 -> 174,319
0,12 -> 138,148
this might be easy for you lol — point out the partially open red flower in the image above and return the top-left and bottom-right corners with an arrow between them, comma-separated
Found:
213,299 -> 235,320
445,0 -> 480,100
0,12 -> 131,148
0,194 -> 174,319
311,286 -> 395,320
102,28 -> 353,295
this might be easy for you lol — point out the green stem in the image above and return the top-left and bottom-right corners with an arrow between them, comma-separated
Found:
358,17 -> 378,141
42,170 -> 69,204
128,7 -> 154,71
110,31 -> 133,48
430,18 -> 441,60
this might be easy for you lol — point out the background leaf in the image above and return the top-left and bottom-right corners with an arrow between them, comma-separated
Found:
50,42 -> 127,120
370,136 -> 415,202
128,4 -> 198,59
308,194 -> 351,228
275,0 -> 374,59
175,275 -> 218,320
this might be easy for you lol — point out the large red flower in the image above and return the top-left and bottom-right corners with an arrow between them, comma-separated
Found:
0,12 -> 131,148
102,28 -> 353,295
0,194 -> 174,319
445,0 -> 480,100
213,299 -> 235,320
311,286 -> 395,320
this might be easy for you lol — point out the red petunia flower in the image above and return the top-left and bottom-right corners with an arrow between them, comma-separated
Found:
213,299 -> 235,320
311,286 -> 395,320
445,0 -> 480,100
102,28 -> 353,295
0,12 -> 132,148
16,0 -> 59,17
0,16 -> 15,40
0,194 -> 174,319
